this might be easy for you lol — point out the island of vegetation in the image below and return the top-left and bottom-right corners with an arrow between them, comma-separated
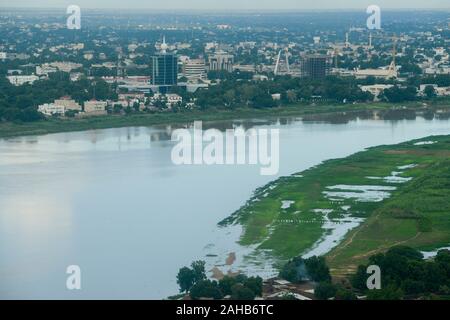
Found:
218,134 -> 450,299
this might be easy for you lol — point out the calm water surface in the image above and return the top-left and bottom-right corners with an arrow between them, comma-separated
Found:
1,117 -> 449,299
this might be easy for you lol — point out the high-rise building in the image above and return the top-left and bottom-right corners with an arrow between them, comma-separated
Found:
301,54 -> 331,79
150,37 -> 178,93
208,50 -> 234,72
182,59 -> 207,82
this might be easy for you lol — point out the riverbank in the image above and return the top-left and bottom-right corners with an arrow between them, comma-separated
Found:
220,135 -> 450,277
1,100 -> 449,139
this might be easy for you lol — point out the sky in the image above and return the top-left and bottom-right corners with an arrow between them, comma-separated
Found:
0,0 -> 449,10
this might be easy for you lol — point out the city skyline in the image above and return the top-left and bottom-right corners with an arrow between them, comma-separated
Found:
0,0 -> 449,10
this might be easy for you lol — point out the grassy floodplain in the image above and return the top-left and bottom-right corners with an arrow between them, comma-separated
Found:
1,100 -> 450,139
220,135 -> 450,277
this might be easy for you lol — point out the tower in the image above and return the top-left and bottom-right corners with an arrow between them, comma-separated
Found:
274,48 -> 290,76
150,36 -> 178,93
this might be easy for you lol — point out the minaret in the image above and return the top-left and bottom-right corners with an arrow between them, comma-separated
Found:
161,36 -> 168,54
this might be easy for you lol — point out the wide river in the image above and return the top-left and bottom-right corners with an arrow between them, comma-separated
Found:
1,116 -> 450,299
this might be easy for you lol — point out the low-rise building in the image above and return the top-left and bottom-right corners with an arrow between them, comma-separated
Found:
36,64 -> 58,76
84,100 -> 108,115
360,84 -> 394,101
38,103 -> 65,116
182,59 -> 207,82
7,75 -> 39,86
166,94 -> 183,107
54,97 -> 82,111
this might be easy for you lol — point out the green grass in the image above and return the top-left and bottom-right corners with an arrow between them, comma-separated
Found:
1,100 -> 448,139
220,135 -> 450,274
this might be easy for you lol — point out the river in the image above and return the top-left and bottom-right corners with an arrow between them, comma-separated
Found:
1,116 -> 449,299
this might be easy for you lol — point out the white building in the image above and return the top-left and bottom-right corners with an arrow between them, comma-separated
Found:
208,51 -> 234,72
36,64 -> 58,76
38,103 -> 65,116
54,97 -> 82,111
7,75 -> 39,86
49,62 -> 83,73
271,93 -> 282,101
354,62 -> 398,79
436,87 -> 450,96
151,93 -> 183,108
360,84 -> 394,101
0,52 -> 6,60
84,100 -> 108,114
166,94 -> 183,106
182,59 -> 207,82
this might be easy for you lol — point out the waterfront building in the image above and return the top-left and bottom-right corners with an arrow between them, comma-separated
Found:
150,37 -> 178,93
208,50 -> 234,72
182,59 -> 207,82
301,54 -> 331,79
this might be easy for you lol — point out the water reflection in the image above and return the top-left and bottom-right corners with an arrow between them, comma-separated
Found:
1,116 -> 450,299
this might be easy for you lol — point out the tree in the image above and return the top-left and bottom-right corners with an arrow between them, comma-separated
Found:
191,260 -> 207,283
176,267 -> 195,293
315,282 -> 337,300
304,256 -> 332,283
244,276 -> 263,297
366,286 -> 404,300
231,284 -> 256,300
190,280 -> 223,300
335,287 -> 357,300
424,85 -> 436,99
219,276 -> 238,296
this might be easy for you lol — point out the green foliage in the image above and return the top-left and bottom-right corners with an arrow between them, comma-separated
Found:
366,285 -> 404,300
231,284 -> 256,300
178,261 -> 262,300
191,260 -> 207,283
218,276 -> 238,296
305,256 -> 332,282
176,260 -> 207,293
0,75 -> 117,122
315,282 -> 337,300
381,85 -> 418,103
279,256 -> 331,283
176,267 -> 196,293
352,246 -> 450,299
190,280 -> 224,300
244,276 -> 263,297
335,286 -> 357,300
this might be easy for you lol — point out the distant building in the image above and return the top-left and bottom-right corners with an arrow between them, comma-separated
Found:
36,64 -> 58,76
150,37 -> 178,93
49,62 -> 83,73
165,94 -> 183,107
182,59 -> 207,82
354,61 -> 398,79
208,50 -> 234,72
0,52 -> 6,60
233,64 -> 257,73
54,97 -> 82,112
84,100 -> 108,115
301,54 -> 330,79
271,93 -> 282,101
38,103 -> 65,116
7,75 -> 39,86
150,93 -> 182,108
360,84 -> 394,101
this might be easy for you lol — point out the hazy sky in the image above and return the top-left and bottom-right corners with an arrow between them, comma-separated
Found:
0,0 -> 449,10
